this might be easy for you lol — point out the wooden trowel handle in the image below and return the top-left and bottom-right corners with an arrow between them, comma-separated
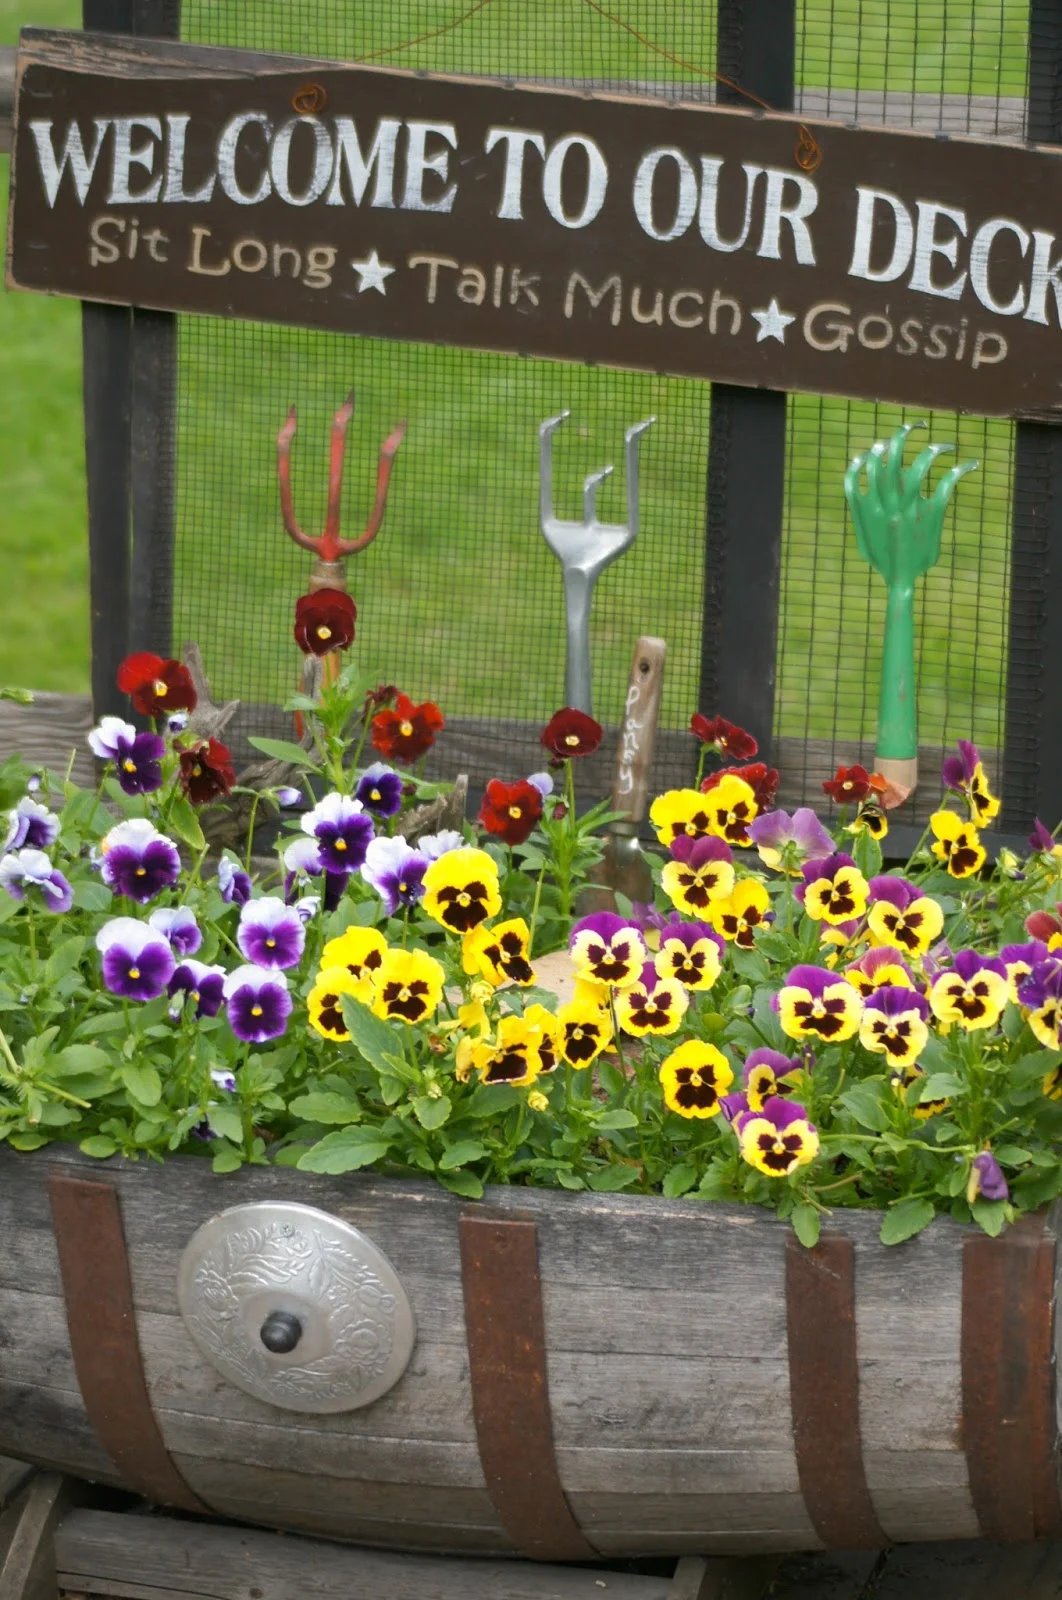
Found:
611,637 -> 667,824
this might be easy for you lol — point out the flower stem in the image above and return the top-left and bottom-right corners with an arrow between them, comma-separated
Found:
528,860 -> 547,958
244,792 -> 263,873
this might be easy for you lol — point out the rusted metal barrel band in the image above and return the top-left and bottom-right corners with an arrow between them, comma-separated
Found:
459,1209 -> 597,1562
962,1210 -> 1062,1540
785,1233 -> 887,1548
49,1171 -> 209,1514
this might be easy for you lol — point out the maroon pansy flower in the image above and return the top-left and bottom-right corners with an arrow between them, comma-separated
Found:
821,764 -> 885,804
689,714 -> 758,760
541,707 -> 604,760
117,652 -> 198,718
478,778 -> 544,846
179,738 -> 235,806
293,588 -> 356,656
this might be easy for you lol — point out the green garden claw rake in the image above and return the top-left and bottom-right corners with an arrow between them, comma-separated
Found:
844,423 -> 978,803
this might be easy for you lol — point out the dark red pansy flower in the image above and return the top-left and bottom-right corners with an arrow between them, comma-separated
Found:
117,652 -> 197,718
371,693 -> 445,764
293,588 -> 356,656
689,714 -> 758,760
362,682 -> 399,723
822,764 -> 886,804
179,738 -> 236,806
479,778 -> 544,846
702,761 -> 779,811
541,707 -> 603,760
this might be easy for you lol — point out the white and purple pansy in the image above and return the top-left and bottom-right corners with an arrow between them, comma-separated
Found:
148,905 -> 202,958
223,964 -> 292,1043
274,786 -> 303,808
99,819 -> 181,903
168,958 -> 225,1018
0,848 -> 73,913
88,715 -> 165,796
96,916 -> 176,1000
354,762 -> 405,819
417,829 -> 465,862
217,855 -> 252,905
210,1066 -> 237,1092
293,894 -> 321,924
361,835 -> 428,915
4,796 -> 60,852
527,771 -> 555,798
236,896 -> 305,970
300,792 -> 375,874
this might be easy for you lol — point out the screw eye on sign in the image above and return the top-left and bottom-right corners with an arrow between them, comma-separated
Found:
7,30 -> 1062,417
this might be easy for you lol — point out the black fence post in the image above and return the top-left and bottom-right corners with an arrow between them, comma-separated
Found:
1002,0 -> 1062,832
700,0 -> 795,767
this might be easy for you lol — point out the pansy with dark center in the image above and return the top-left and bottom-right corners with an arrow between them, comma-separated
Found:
302,792 -> 375,875
889,1063 -> 948,1120
859,984 -> 930,1067
661,835 -> 735,914
775,964 -> 863,1042
569,912 -> 647,989
614,962 -> 689,1037
0,847 -> 74,913
702,761 -> 779,813
929,949 -> 1009,1030
930,810 -> 986,879
655,920 -> 724,991
422,847 -> 502,934
709,879 -> 773,949
321,926 -> 388,990
1000,939 -> 1050,1002
361,836 -> 428,916
168,959 -> 225,1018
354,762 -> 404,819
148,906 -> 202,958
555,998 -> 612,1067
522,1004 -> 561,1075
735,1095 -> 819,1176
478,778 -> 544,846
370,948 -> 445,1026
941,740 -> 1001,827
96,917 -> 175,1001
1017,957 -> 1062,1051
466,1016 -> 543,1086
799,852 -> 869,926
179,739 -> 236,806
223,965 -> 292,1043
540,707 -> 603,760
88,717 -> 164,796
116,652 -> 197,718
217,856 -> 253,905
4,796 -> 60,852
293,588 -> 356,656
307,965 -> 366,1041
659,1039 -> 734,1118
99,819 -> 181,903
866,876 -> 944,955
371,693 -> 445,764
843,946 -> 919,997
236,896 -> 305,970
689,714 -> 758,760
743,1048 -> 803,1112
463,918 -> 535,987
852,802 -> 889,840
821,764 -> 885,805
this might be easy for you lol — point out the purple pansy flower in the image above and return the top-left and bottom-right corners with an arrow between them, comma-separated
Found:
950,948 -> 1008,984
301,792 -> 374,874
355,762 -> 404,819
166,712 -> 190,735
669,832 -> 733,868
168,958 -> 225,1018
796,851 -> 859,905
1029,818 -> 1057,853
96,916 -> 176,1000
223,965 -> 292,1043
923,939 -> 954,981
275,786 -> 303,808
968,1149 -> 1009,1204
733,1094 -> 810,1137
293,894 -> 321,923
867,875 -> 920,911
88,716 -> 165,796
1017,956 -> 1062,1011
210,1066 -> 237,1091
280,836 -> 347,913
236,896 -> 305,970
148,906 -> 202,958
417,829 -> 465,862
527,771 -> 555,798
744,1047 -> 800,1081
87,715 -> 136,761
100,819 -> 181,903
747,806 -> 834,865
217,856 -> 253,905
361,836 -> 428,915
942,740 -> 979,792
1001,939 -> 1050,997
0,848 -> 73,913
720,1090 -> 751,1123
863,984 -> 931,1021
4,796 -> 60,852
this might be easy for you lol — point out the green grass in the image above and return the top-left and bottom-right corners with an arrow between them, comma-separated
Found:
0,0 -> 1028,750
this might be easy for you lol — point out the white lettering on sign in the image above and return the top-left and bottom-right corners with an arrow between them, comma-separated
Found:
107,116 -> 163,204
909,200 -> 968,300
401,121 -> 458,212
485,128 -> 547,219
616,683 -> 647,797
270,117 -> 334,207
216,112 -> 273,205
29,117 -> 109,206
698,159 -> 760,252
542,134 -> 609,229
326,117 -> 400,207
848,187 -> 914,283
632,146 -> 699,242
162,114 -> 216,203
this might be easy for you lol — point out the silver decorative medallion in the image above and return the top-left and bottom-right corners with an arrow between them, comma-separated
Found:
177,1201 -> 415,1413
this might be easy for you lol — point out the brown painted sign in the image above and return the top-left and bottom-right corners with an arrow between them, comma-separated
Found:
7,30 -> 1062,416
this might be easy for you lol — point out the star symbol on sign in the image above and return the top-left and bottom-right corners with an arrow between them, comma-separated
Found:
350,250 -> 396,294
751,298 -> 796,343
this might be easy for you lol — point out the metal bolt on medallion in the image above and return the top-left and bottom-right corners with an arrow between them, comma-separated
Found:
177,1202 -> 416,1413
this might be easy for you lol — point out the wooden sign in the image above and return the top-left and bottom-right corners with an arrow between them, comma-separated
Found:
8,29 -> 1062,417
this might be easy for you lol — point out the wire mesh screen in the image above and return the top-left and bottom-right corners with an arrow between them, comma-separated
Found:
775,0 -> 1029,824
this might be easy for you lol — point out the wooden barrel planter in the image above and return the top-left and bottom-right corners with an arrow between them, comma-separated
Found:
1,1144 -> 1060,1561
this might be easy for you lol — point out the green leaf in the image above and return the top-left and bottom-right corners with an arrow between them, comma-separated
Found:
79,1135 -> 118,1158
920,1072 -> 966,1102
993,1144 -> 1034,1166
206,1106 -> 244,1144
51,1044 -> 111,1078
212,1145 -> 243,1173
791,1203 -> 822,1249
437,1169 -> 484,1199
339,995 -> 403,1072
44,937 -> 85,984
880,1197 -> 936,1246
596,1107 -> 639,1131
467,1082 -> 521,1118
288,1092 -> 361,1125
168,796 -> 206,851
72,1012 -> 130,1038
413,1093 -> 452,1130
555,1169 -> 586,1190
439,1139 -> 488,1170
662,1161 -> 698,1199
120,1062 -> 162,1107
297,1126 -> 392,1174
586,1165 -> 640,1192
1010,1051 -> 1060,1088
972,1197 -> 1008,1237
377,1075 -> 405,1106
8,1132 -> 49,1150
247,736 -> 320,770
72,880 -> 112,912
839,1079 -> 891,1132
